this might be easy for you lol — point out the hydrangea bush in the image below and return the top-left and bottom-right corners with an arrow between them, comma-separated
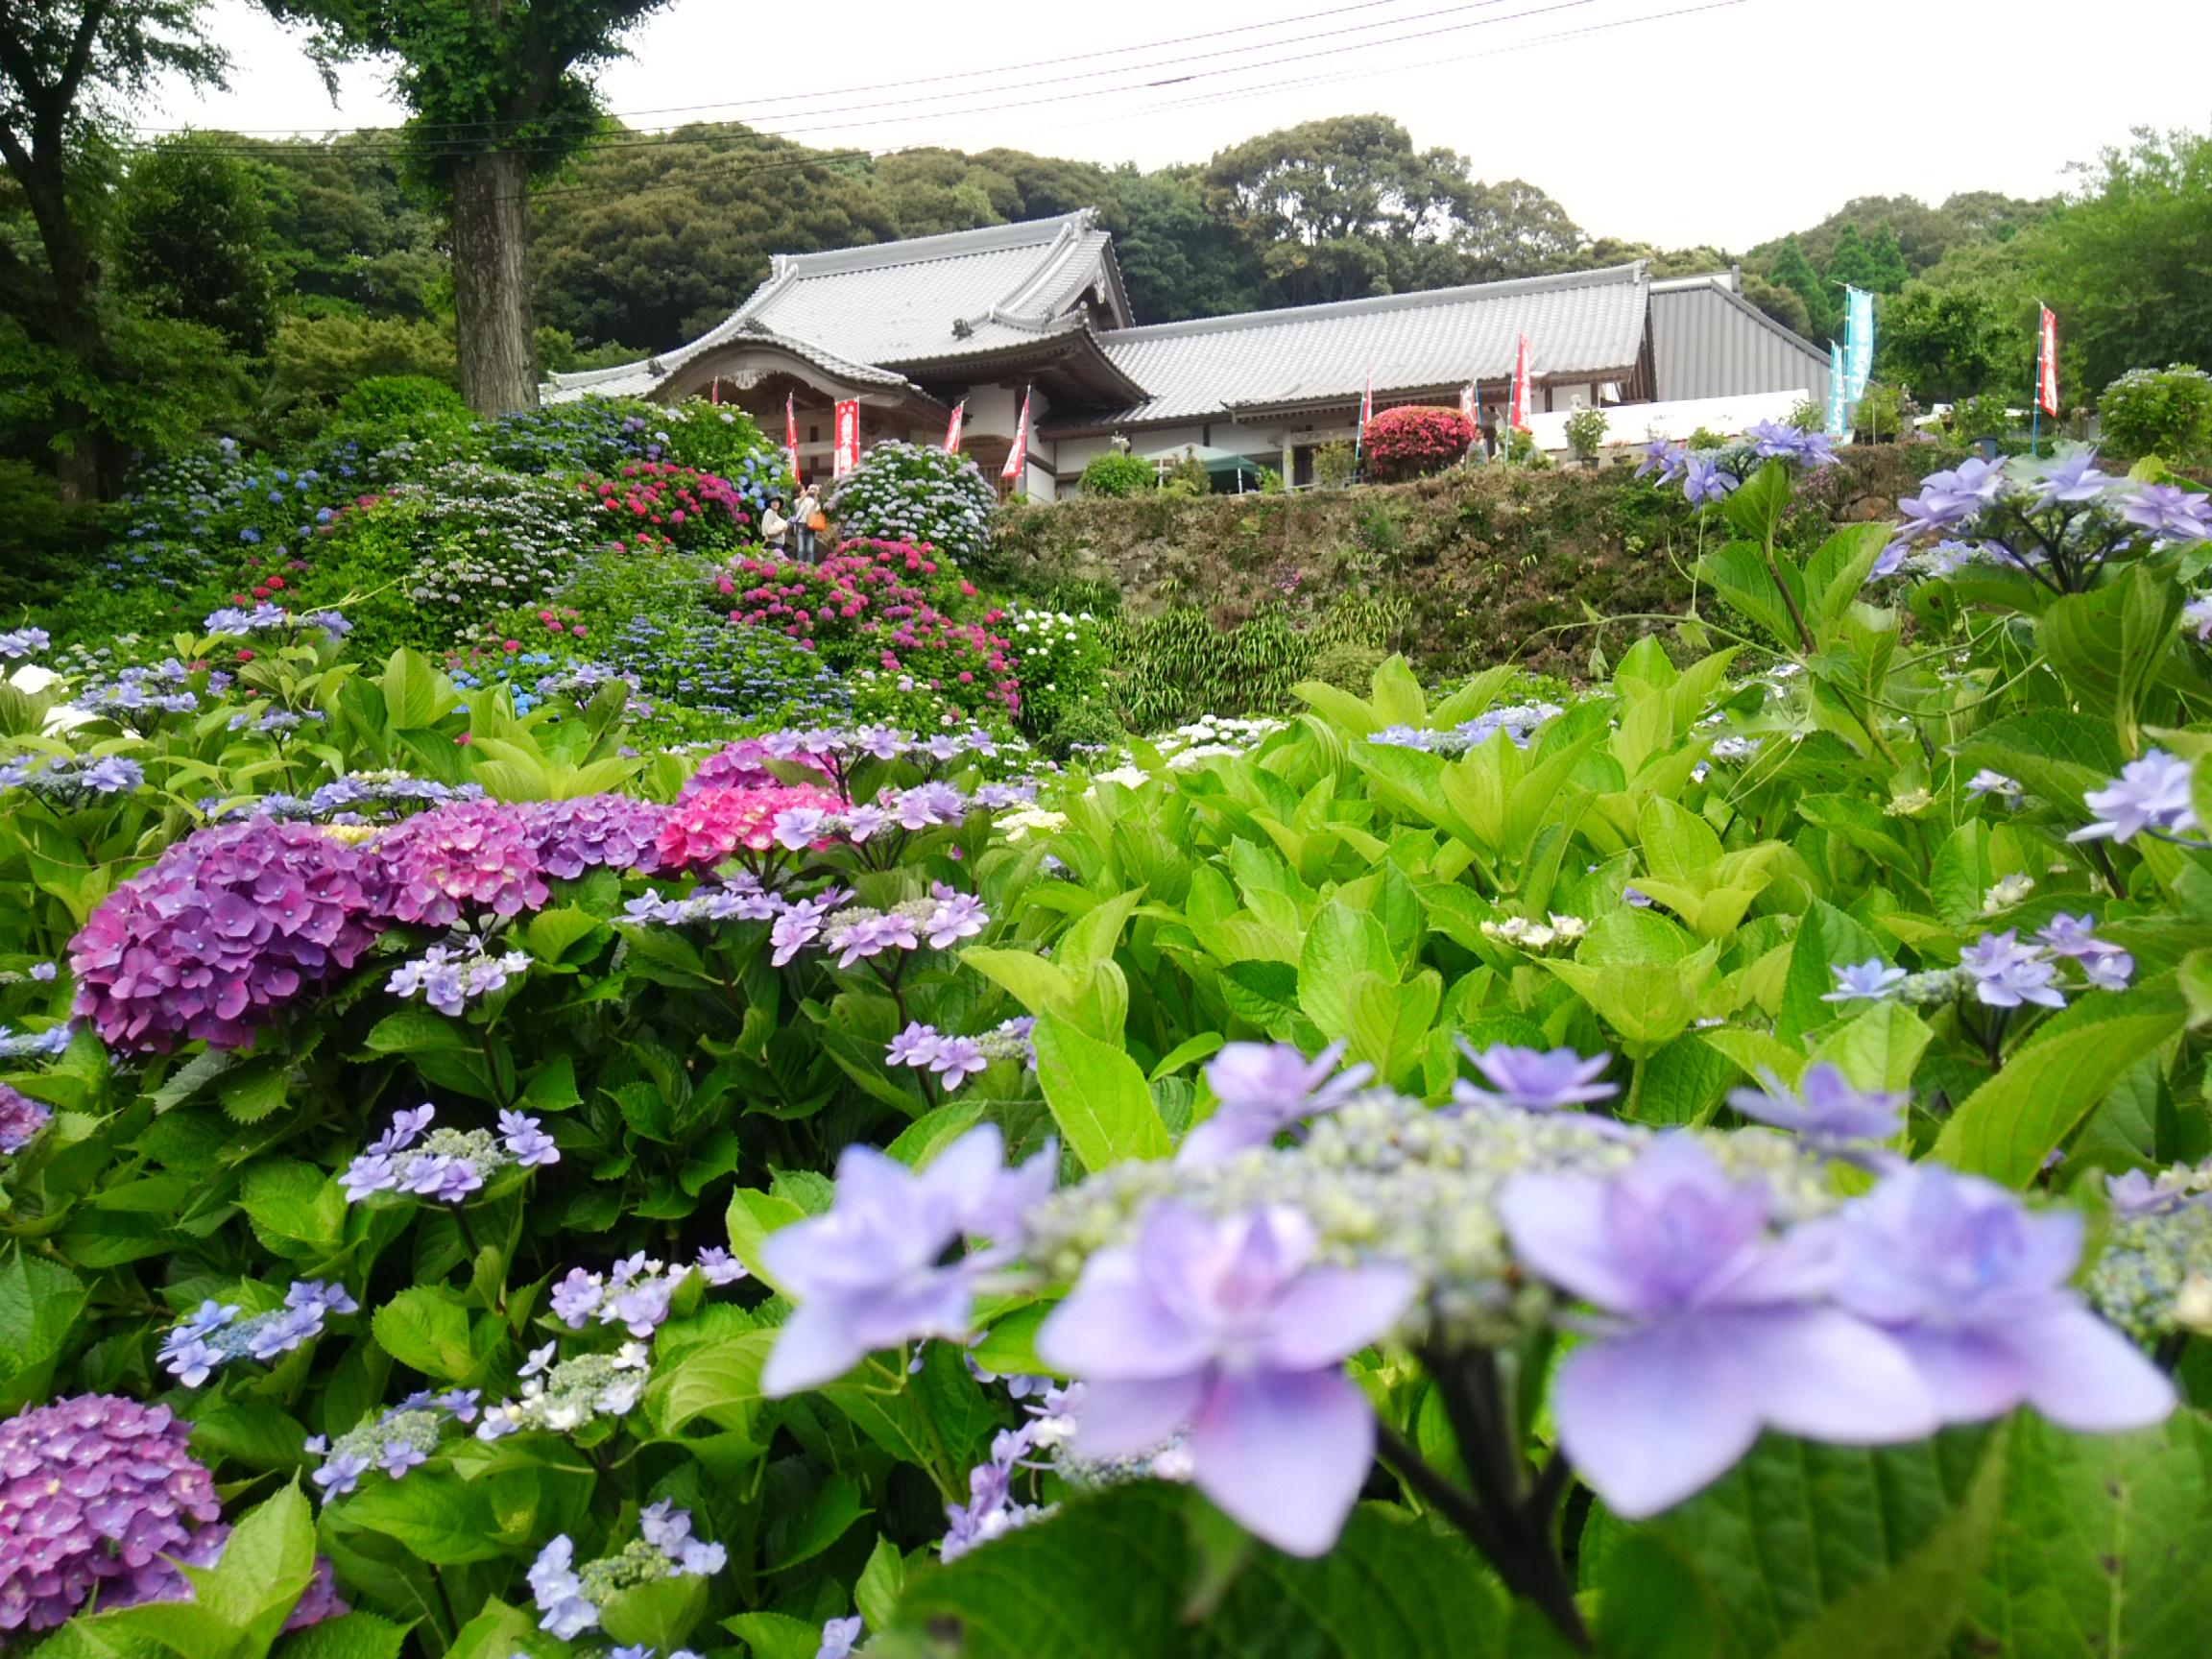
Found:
7,417 -> 2212,1659
823,439 -> 997,563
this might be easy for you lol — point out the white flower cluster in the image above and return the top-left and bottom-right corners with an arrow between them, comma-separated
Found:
1480,913 -> 1589,954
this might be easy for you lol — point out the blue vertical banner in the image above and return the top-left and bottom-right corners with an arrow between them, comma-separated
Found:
1825,342 -> 1849,437
1843,286 -> 1875,400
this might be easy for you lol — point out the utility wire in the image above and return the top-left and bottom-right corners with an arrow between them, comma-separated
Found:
127,0 -> 1425,136
162,0 -> 1616,163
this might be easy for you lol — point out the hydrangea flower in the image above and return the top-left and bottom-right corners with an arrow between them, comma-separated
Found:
1958,929 -> 2067,1009
0,1086 -> 52,1155
305,1392 -> 478,1502
1726,1063 -> 1906,1161
1823,958 -> 1908,1002
761,1126 -> 1046,1396
476,1345 -> 653,1440
0,753 -> 148,806
70,820 -> 391,1051
1178,1041 -> 1374,1166
523,794 -> 668,878
386,939 -> 534,1016
0,1395 -> 223,1632
941,1423 -> 1055,1562
2070,750 -> 2199,843
656,782 -> 847,869
1499,1138 -> 1936,1518
1681,457 -> 1740,508
0,1024 -> 72,1060
373,799 -> 549,926
156,1281 -> 358,1385
338,1104 -> 557,1204
541,1246 -> 748,1339
1035,1204 -> 1412,1556
1833,1165 -> 2174,1431
0,627 -> 50,660
527,1507 -> 725,1640
1453,1044 -> 1617,1115
816,1615 -> 865,1659
883,1017 -> 1035,1090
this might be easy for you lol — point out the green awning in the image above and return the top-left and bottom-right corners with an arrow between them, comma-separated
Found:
1142,445 -> 1264,477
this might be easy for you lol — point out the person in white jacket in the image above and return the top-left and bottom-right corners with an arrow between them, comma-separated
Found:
760,496 -> 790,556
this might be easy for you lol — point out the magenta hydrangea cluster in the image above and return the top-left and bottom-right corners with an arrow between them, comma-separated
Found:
373,799 -> 550,926
0,1085 -> 51,1155
69,822 -> 391,1052
523,796 -> 669,879
0,1395 -> 222,1632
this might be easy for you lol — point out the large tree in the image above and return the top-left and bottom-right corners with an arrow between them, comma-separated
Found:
265,0 -> 674,415
112,131 -> 277,354
0,0 -> 228,497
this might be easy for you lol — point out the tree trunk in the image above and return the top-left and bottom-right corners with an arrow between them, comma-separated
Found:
450,148 -> 540,417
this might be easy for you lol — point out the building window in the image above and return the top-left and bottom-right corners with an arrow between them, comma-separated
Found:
808,425 -> 820,444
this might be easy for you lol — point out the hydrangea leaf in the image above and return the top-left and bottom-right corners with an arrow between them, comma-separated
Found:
1032,1009 -> 1171,1172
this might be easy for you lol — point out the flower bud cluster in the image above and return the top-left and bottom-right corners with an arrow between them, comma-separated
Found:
1021,1091 -> 1830,1347
528,1504 -> 725,1641
1479,913 -> 1588,954
0,753 -> 147,804
477,1344 -> 652,1440
885,1017 -> 1036,1088
546,1246 -> 749,1339
814,887 -> 991,968
2084,1202 -> 2212,1341
306,1390 -> 481,1501
1370,703 -> 1562,756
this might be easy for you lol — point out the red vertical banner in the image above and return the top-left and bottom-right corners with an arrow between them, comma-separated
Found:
832,399 -> 860,478
1001,389 -> 1030,485
946,399 -> 966,452
1509,336 -> 1532,430
2037,305 -> 2060,415
784,393 -> 799,481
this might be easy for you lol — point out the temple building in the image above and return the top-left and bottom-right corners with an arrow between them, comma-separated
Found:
543,209 -> 1831,497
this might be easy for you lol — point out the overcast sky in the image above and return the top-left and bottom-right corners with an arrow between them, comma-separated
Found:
152,0 -> 2206,252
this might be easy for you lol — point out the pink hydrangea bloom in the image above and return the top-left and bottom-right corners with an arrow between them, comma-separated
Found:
656,783 -> 845,870
374,800 -> 550,926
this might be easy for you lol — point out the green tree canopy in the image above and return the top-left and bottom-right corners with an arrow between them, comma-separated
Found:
112,132 -> 278,354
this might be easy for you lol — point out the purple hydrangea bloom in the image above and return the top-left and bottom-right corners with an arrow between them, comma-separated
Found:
1682,457 -> 1740,508
761,1125 -> 1026,1396
0,1086 -> 51,1155
1499,1138 -> 1936,1518
1635,440 -> 1686,484
924,890 -> 989,950
1178,1041 -> 1375,1166
523,795 -> 667,879
0,1395 -> 224,1632
1453,1044 -> 1617,1115
1833,1165 -> 2173,1431
2121,482 -> 2212,544
2105,1168 -> 2199,1218
2030,450 -> 2114,510
817,1614 -> 864,1659
2083,951 -> 2135,992
498,1110 -> 559,1167
69,820 -> 391,1053
527,1535 -> 596,1638
1823,958 -> 1908,1002
2069,750 -> 2199,844
2034,913 -> 2116,959
1727,1063 -> 1906,1156
886,1022 -> 942,1068
1036,1204 -> 1412,1556
1958,930 -> 2065,1009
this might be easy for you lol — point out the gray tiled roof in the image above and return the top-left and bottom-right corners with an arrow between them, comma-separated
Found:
545,211 -> 1122,403
1081,263 -> 1651,426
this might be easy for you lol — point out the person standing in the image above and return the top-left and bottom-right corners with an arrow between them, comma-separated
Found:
793,482 -> 822,563
760,494 -> 790,558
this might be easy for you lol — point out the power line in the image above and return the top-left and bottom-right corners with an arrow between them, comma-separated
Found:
160,0 -> 1617,165
501,0 -> 1754,211
128,0 -> 1425,137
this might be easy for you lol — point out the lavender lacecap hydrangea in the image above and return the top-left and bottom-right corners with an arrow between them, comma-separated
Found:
0,1395 -> 222,1632
69,821 -> 391,1052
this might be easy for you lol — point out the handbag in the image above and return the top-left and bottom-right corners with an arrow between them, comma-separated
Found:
806,509 -> 829,533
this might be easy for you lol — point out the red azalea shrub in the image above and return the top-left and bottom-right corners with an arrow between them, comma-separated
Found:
715,537 -> 1019,717
583,462 -> 756,556
1361,405 -> 1477,483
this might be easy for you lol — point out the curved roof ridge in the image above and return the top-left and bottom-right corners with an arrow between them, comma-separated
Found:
772,209 -> 1098,279
1107,261 -> 1650,343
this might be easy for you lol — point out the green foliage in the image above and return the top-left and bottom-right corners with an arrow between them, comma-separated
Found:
1312,440 -> 1358,490
1851,382 -> 1910,443
264,314 -> 459,439
2098,364 -> 2212,462
112,133 -> 279,357
1878,241 -> 2032,403
1943,393 -> 2015,443
0,460 -> 98,609
1078,450 -> 1156,498
335,373 -> 473,433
